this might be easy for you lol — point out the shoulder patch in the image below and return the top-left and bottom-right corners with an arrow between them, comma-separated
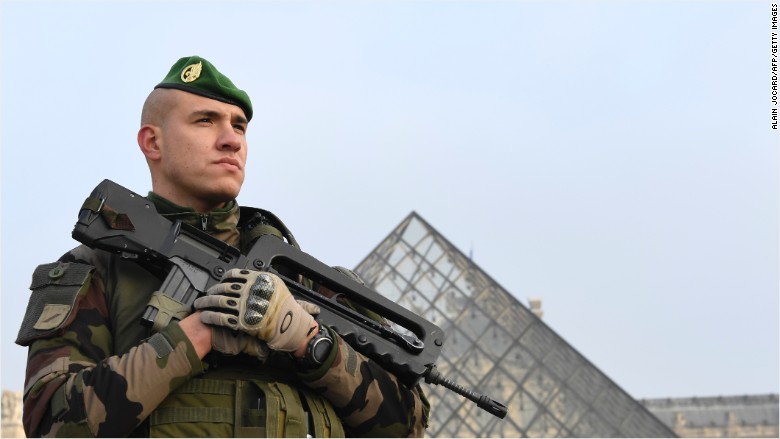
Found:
33,304 -> 72,330
16,262 -> 95,346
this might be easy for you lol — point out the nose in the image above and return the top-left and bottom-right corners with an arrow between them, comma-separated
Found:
218,123 -> 243,152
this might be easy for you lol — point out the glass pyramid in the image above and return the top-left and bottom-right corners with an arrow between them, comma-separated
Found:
353,212 -> 675,438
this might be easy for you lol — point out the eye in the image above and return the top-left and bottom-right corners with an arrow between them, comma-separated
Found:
234,124 -> 247,134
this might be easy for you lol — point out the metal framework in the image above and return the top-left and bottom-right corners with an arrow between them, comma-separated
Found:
354,212 -> 676,437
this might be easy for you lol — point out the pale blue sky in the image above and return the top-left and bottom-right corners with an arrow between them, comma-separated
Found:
2,0 -> 777,402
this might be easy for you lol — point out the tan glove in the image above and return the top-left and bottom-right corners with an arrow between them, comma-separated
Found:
210,327 -> 269,360
194,269 -> 317,352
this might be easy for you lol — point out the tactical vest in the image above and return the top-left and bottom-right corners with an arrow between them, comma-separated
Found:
102,204 -> 345,437
148,357 -> 344,438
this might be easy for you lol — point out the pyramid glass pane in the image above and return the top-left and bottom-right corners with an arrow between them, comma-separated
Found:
354,212 -> 676,438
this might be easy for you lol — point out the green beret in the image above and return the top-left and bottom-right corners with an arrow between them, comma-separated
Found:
155,56 -> 253,121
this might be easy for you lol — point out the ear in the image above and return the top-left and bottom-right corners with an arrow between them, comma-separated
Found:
138,124 -> 162,161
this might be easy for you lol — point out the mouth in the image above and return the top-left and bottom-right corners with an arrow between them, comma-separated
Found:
215,157 -> 242,171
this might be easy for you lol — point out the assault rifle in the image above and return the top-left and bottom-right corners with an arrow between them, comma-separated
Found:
72,179 -> 507,419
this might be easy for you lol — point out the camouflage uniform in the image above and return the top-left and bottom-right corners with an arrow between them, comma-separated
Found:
17,194 -> 429,437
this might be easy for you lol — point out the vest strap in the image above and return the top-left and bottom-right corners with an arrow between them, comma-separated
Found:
303,390 -> 345,437
175,378 -> 236,395
150,407 -> 234,425
252,380 -> 309,437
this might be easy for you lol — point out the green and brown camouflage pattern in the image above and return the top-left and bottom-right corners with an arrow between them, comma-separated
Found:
18,195 -> 429,437
299,329 -> 430,437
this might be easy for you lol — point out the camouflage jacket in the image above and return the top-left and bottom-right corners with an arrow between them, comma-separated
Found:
17,195 -> 429,437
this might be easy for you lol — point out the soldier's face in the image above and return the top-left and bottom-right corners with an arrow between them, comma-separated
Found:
155,91 -> 248,211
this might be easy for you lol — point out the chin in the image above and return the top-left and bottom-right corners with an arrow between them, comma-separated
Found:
215,185 -> 242,202
210,177 -> 243,195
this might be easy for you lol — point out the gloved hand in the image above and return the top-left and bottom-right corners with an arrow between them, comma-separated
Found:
210,326 -> 269,359
193,269 -> 317,352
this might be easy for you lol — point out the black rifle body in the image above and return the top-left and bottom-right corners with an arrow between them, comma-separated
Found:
72,179 -> 507,419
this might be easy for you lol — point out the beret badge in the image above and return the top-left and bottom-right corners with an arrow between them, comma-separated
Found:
181,61 -> 203,83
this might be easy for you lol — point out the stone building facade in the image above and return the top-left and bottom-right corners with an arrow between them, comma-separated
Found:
2,390 -> 24,438
643,394 -> 779,438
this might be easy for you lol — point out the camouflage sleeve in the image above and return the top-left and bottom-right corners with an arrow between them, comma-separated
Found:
19,259 -> 204,437
298,327 -> 430,437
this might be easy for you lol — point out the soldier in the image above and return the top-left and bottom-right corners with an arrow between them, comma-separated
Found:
16,56 -> 429,437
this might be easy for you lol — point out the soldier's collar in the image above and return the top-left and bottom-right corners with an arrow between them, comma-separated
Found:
147,192 -> 241,245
